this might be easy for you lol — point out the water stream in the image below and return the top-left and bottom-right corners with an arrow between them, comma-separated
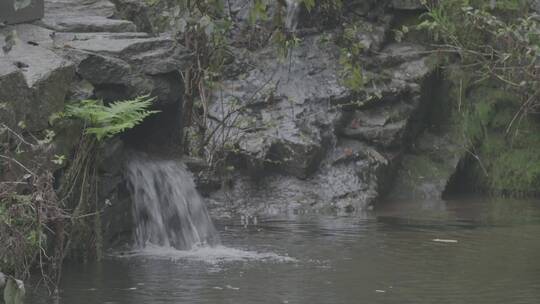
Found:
125,155 -> 220,250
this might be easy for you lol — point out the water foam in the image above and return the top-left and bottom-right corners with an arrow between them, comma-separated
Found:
115,244 -> 297,265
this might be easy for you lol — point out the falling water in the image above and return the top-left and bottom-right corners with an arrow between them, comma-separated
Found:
125,154 -> 220,250
285,0 -> 300,32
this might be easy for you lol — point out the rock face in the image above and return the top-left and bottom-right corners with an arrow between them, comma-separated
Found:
205,22 -> 437,215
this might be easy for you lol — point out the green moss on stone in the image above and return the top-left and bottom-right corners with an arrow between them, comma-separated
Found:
436,66 -> 540,196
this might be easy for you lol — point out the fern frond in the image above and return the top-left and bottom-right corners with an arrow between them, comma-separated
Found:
64,95 -> 160,141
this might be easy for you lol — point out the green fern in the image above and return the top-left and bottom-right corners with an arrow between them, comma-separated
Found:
65,95 -> 159,141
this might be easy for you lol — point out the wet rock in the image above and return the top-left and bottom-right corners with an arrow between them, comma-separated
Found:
41,16 -> 137,33
25,0 -> 188,107
64,35 -> 171,57
209,139 -> 390,215
348,18 -> 391,53
372,43 -> 428,68
0,31 -> 75,131
111,0 -> 165,33
0,0 -> 44,25
341,102 -> 416,148
0,58 -> 27,128
3,24 -> 54,48
208,34 -> 345,178
388,130 -> 464,200
67,77 -> 95,100
205,33 -> 374,212
55,32 -> 189,104
39,0 -> 136,33
338,45 -> 434,149
76,53 -> 134,85
204,22 -> 438,214
44,0 -> 116,17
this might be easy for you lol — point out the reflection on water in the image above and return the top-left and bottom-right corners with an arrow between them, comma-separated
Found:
29,197 -> 540,304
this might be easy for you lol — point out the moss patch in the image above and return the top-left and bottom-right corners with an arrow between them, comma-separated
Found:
448,73 -> 540,196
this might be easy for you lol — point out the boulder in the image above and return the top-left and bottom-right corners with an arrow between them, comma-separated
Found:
111,0 -> 163,33
0,30 -> 75,131
209,139 -> 391,215
341,102 -> 416,148
348,18 -> 391,53
49,30 -> 189,104
43,0 -> 116,17
0,0 -> 44,25
3,278 -> 25,304
388,130 -> 464,200
2,24 -> 55,48
38,0 -> 135,33
0,58 -> 28,129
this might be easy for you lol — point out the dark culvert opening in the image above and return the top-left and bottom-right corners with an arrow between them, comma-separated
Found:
122,101 -> 183,155
442,155 -> 482,199
120,70 -> 186,155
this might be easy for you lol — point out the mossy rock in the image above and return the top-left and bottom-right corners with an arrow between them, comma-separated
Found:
388,129 -> 464,200
3,278 -> 25,304
452,79 -> 540,195
470,130 -> 540,195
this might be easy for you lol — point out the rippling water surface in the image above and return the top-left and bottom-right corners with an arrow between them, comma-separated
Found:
29,197 -> 540,304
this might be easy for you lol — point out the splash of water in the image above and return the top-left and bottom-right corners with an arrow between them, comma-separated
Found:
117,244 -> 297,265
126,154 -> 220,250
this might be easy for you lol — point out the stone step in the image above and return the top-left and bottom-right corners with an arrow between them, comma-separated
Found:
39,0 -> 137,32
39,15 -> 137,32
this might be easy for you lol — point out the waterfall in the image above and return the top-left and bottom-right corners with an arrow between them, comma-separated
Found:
285,0 -> 300,32
126,154 -> 220,250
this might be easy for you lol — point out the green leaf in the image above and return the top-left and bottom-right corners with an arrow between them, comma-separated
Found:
64,95 -> 159,142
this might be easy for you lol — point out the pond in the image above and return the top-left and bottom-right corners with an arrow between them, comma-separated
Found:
28,197 -> 540,304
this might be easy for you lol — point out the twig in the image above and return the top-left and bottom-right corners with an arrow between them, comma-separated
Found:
0,154 -> 36,176
0,123 -> 37,147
